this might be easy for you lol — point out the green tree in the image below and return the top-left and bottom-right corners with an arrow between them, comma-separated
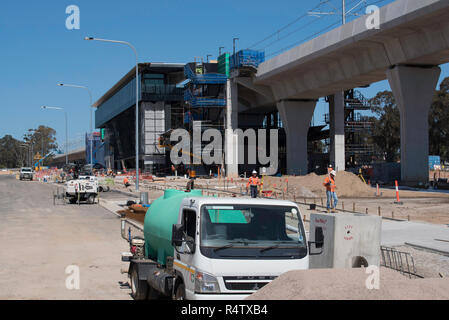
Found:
0,135 -> 26,168
23,126 -> 58,166
369,91 -> 400,162
429,77 -> 449,160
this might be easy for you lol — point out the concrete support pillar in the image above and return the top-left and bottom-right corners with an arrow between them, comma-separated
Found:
386,65 -> 441,185
277,100 -> 316,175
329,92 -> 345,172
225,79 -> 239,177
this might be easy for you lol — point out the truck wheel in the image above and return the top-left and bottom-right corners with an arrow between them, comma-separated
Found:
87,194 -> 96,204
69,198 -> 77,204
98,186 -> 103,192
130,265 -> 148,300
147,286 -> 160,300
174,283 -> 186,300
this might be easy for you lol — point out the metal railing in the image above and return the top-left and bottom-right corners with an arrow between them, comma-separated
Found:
380,246 -> 422,279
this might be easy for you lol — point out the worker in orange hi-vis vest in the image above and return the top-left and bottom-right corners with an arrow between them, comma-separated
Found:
123,177 -> 131,188
246,170 -> 260,198
323,170 -> 338,213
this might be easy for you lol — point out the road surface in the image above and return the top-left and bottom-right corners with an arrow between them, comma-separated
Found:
0,175 -> 131,299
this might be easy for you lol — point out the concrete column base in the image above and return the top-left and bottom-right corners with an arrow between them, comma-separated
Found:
387,65 -> 441,185
277,100 -> 316,175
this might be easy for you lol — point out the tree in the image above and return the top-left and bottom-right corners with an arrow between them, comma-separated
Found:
23,126 -> 58,166
0,135 -> 25,168
429,77 -> 449,160
369,91 -> 400,162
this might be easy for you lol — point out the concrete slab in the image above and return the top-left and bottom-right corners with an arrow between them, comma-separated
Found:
381,220 -> 449,247
405,240 -> 449,256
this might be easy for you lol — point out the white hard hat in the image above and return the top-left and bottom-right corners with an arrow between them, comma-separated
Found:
330,170 -> 336,176
252,170 -> 257,174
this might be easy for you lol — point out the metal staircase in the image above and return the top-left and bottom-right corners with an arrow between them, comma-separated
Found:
324,89 -> 378,165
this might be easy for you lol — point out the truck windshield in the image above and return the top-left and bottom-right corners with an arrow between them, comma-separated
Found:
200,204 -> 306,259
21,169 -> 32,172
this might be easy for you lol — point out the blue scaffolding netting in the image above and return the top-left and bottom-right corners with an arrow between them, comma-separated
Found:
230,50 -> 265,70
184,64 -> 227,85
184,88 -> 226,108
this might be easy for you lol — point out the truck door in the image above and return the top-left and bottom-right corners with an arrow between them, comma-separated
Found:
176,208 -> 197,294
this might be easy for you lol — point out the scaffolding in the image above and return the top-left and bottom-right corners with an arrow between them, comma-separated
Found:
180,62 -> 227,176
324,89 -> 376,166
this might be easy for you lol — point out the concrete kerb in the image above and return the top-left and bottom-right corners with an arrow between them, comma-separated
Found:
405,241 -> 449,257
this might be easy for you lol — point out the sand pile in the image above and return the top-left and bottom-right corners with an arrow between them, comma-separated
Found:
247,267 -> 449,300
117,208 -> 146,224
263,171 -> 374,198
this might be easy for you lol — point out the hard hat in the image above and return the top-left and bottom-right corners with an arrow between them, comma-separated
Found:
252,170 -> 257,174
330,170 -> 336,176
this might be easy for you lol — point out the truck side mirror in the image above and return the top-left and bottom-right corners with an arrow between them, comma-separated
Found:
308,227 -> 324,255
172,224 -> 184,247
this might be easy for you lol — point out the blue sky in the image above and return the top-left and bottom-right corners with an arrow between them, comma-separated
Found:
1,0 -> 448,147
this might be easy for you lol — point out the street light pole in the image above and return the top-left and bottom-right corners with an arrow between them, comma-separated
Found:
57,83 -> 94,170
233,38 -> 239,56
84,36 -> 140,191
41,106 -> 68,165
20,144 -> 30,167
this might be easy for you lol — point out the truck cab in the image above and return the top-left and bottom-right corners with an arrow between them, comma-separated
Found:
170,197 -> 310,300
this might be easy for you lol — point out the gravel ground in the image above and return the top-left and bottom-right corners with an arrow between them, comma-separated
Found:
393,245 -> 449,278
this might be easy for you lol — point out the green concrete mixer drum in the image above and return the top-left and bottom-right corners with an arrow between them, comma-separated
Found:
143,189 -> 203,265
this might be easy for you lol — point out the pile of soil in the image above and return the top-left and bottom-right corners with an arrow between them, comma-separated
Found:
247,267 -> 449,300
263,171 -> 374,198
117,209 -> 146,224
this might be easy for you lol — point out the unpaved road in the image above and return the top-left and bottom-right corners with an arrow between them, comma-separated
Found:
0,175 -> 131,299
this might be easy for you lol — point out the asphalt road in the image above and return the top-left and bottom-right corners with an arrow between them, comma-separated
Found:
0,175 -> 131,299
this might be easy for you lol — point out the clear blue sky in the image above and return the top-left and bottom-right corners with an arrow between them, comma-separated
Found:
1,0 -> 448,147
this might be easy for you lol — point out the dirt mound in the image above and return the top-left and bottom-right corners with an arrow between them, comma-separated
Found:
247,268 -> 449,300
117,209 -> 146,224
263,171 -> 374,198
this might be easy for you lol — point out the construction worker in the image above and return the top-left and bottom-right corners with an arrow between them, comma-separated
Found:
123,177 -> 131,188
246,170 -> 260,198
327,164 -> 333,174
323,170 -> 338,213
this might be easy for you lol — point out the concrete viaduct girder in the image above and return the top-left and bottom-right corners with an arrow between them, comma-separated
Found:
231,0 -> 449,183
255,0 -> 449,100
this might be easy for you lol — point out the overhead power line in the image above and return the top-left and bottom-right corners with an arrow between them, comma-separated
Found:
247,2 -> 323,49
262,0 -> 391,58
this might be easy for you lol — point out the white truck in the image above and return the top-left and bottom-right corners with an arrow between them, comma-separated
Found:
19,167 -> 34,181
121,189 -> 323,300
65,176 -> 98,204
